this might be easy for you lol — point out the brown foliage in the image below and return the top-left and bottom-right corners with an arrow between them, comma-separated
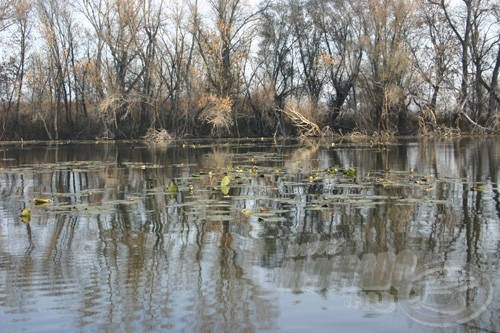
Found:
198,94 -> 234,136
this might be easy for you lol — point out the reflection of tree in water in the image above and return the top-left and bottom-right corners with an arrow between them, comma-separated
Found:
0,138 -> 498,331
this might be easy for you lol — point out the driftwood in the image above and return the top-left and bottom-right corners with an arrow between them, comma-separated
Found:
142,127 -> 173,143
280,104 -> 322,137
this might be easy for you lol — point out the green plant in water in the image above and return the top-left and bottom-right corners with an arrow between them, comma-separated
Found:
21,208 -> 31,223
344,167 -> 357,178
34,198 -> 52,205
325,167 -> 338,175
221,175 -> 231,187
221,175 -> 231,195
166,180 -> 178,198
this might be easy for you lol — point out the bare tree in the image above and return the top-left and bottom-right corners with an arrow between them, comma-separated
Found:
311,0 -> 363,125
80,0 -> 106,101
289,0 -> 325,106
488,44 -> 499,118
82,0 -> 160,138
358,0 -> 416,132
136,0 -> 163,131
12,0 -> 31,131
157,1 -> 197,135
430,0 -> 471,111
256,0 -> 296,135
37,0 -> 79,139
469,0 -> 499,122
192,0 -> 259,136
0,1 -> 31,138
411,2 -> 458,124
429,0 -> 499,124
0,0 -> 13,31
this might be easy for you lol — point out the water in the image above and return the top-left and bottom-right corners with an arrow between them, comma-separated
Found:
0,137 -> 498,332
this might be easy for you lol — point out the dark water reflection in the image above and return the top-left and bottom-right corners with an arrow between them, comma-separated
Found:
0,137 -> 498,332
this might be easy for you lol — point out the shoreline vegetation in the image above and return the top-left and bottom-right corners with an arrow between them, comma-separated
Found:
1,102 -> 499,143
1,130 -> 498,147
0,0 -> 498,141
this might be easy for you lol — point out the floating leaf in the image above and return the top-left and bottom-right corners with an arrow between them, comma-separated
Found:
241,208 -> 253,217
221,175 -> 231,187
472,185 -> 485,192
325,167 -> 338,175
221,184 -> 230,196
21,208 -> 31,222
166,180 -> 178,198
424,186 -> 434,192
258,216 -> 287,223
343,167 -> 357,178
34,198 -> 52,205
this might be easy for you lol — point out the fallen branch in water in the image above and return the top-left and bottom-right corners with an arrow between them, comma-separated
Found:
279,104 -> 322,137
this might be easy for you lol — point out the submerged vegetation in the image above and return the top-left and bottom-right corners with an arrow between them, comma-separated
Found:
0,0 -> 498,140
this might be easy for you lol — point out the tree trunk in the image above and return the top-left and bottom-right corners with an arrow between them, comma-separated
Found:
488,45 -> 500,118
460,1 -> 471,109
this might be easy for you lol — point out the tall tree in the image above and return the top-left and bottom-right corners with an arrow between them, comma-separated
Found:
311,0 -> 363,125
412,2 -> 458,120
136,0 -> 163,131
192,0 -> 259,136
0,0 -> 31,138
256,0 -> 296,135
289,0 -> 324,106
37,0 -> 78,139
358,0 -> 416,132
488,44 -> 499,118
12,0 -> 31,131
430,0 -> 499,123
157,1 -> 197,135
0,0 -> 12,31
82,0 -> 146,138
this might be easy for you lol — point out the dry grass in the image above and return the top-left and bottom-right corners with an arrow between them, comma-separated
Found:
98,93 -> 145,137
198,94 -> 234,136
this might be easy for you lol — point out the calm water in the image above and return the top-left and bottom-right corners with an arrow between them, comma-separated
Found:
0,137 -> 498,332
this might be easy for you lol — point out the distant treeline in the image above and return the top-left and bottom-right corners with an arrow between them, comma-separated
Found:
0,0 -> 498,140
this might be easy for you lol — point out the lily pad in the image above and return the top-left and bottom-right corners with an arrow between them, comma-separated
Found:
34,198 -> 52,205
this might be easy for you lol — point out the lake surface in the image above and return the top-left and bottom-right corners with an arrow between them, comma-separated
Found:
0,137 -> 498,332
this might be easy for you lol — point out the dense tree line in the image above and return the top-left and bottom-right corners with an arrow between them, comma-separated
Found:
0,0 -> 498,140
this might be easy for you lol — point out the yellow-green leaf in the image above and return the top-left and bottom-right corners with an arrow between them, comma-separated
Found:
21,208 -> 31,222
326,167 -> 338,175
344,167 -> 357,178
166,180 -> 178,198
473,185 -> 485,192
221,184 -> 230,196
34,198 -> 52,205
241,208 -> 252,217
221,175 -> 231,187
